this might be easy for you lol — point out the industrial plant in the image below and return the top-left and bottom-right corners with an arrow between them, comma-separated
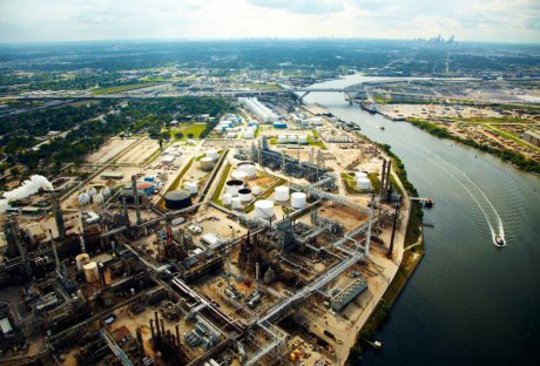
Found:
0,96 -> 410,366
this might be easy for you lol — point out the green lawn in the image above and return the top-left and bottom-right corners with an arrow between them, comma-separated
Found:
169,123 -> 207,140
91,82 -> 157,95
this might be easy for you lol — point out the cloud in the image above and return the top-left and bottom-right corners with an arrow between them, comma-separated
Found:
248,0 -> 344,14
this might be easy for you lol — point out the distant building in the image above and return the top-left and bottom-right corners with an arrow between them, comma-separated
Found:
522,130 -> 540,147
238,97 -> 278,123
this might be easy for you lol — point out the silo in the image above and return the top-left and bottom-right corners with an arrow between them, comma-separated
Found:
274,186 -> 290,202
255,200 -> 274,219
231,197 -> 242,209
238,188 -> 252,202
225,180 -> 244,196
165,190 -> 192,210
290,192 -> 307,209
200,157 -> 215,171
83,261 -> 99,283
75,253 -> 90,271
222,193 -> 233,206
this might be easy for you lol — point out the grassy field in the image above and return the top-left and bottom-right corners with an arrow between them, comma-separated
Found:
211,163 -> 232,206
245,82 -> 283,91
485,124 -> 540,152
169,123 -> 207,140
91,82 -> 157,95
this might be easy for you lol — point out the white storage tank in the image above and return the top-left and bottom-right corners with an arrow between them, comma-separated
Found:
231,197 -> 242,209
78,193 -> 90,206
200,157 -> 215,171
355,171 -> 368,180
206,149 -> 219,160
184,181 -> 198,195
93,193 -> 104,205
274,186 -> 290,202
278,135 -> 287,144
225,180 -> 243,196
231,170 -> 248,182
101,187 -> 111,198
252,185 -> 262,196
255,200 -> 274,219
222,193 -> 233,206
237,162 -> 257,178
83,261 -> 99,284
356,177 -> 372,190
238,188 -> 252,202
287,135 -> 298,144
75,253 -> 90,271
298,135 -> 308,144
87,187 -> 97,197
243,129 -> 255,139
290,192 -> 307,209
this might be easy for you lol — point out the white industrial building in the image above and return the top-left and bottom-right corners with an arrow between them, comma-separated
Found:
239,97 -> 278,123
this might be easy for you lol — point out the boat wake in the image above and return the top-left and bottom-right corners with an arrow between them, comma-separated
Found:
418,148 -> 506,247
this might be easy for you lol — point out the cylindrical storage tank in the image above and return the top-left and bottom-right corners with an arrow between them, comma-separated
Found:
83,261 -> 99,284
200,157 -> 215,171
231,170 -> 248,182
355,171 -> 368,180
231,197 -> 241,209
75,253 -> 90,271
238,188 -> 252,202
225,180 -> 243,196
252,185 -> 262,196
287,135 -> 298,144
298,135 -> 308,144
243,129 -> 255,139
274,186 -> 290,202
222,193 -> 233,206
278,135 -> 287,144
290,192 -> 307,209
87,187 -> 97,197
206,150 -> 219,160
165,190 -> 192,210
356,177 -> 372,190
237,162 -> 257,178
184,181 -> 198,195
255,200 -> 274,219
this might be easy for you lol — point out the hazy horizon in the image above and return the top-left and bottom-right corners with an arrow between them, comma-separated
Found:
0,0 -> 539,44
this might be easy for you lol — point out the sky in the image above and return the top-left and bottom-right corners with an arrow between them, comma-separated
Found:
0,0 -> 539,43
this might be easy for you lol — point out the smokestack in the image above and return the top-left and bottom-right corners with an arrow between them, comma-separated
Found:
387,200 -> 401,258
50,190 -> 66,239
48,229 -> 61,274
131,175 -> 142,225
384,160 -> 392,195
121,195 -> 130,228
380,159 -> 387,197
175,324 -> 180,347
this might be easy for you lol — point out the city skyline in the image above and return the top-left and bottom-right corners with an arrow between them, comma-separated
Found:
0,0 -> 539,44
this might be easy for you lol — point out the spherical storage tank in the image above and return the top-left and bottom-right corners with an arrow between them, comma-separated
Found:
238,188 -> 252,202
274,186 -> 290,202
184,181 -> 198,195
93,193 -> 104,205
255,200 -> 274,219
165,190 -> 192,210
78,193 -> 90,206
200,157 -> 215,171
356,177 -> 372,190
225,180 -> 244,196
87,187 -> 97,198
101,187 -> 111,198
83,261 -> 99,284
290,192 -> 307,209
237,162 -> 257,178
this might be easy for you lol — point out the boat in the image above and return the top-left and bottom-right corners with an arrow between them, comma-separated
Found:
494,235 -> 506,247
380,126 -> 385,131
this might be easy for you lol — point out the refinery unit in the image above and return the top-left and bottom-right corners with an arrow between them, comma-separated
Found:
0,96 -> 409,366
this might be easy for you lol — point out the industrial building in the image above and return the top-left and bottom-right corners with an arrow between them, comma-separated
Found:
239,97 -> 278,123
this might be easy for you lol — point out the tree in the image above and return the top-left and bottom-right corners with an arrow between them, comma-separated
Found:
175,131 -> 184,139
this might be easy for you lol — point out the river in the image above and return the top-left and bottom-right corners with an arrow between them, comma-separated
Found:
304,75 -> 540,366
